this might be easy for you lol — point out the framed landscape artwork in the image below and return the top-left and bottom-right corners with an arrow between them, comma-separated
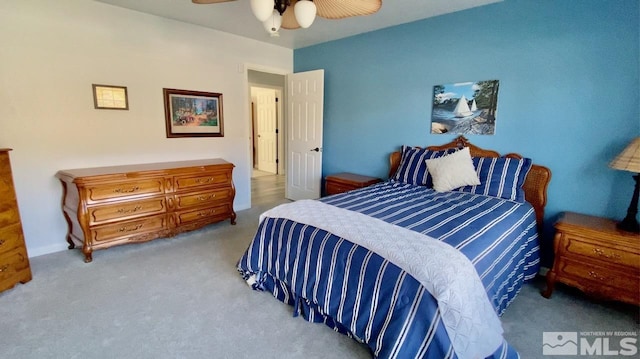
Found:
163,88 -> 224,138
431,80 -> 499,135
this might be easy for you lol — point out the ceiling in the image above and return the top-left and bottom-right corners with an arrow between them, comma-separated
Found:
94,0 -> 502,49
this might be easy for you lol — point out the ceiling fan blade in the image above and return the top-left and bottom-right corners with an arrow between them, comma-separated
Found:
281,0 -> 301,30
316,0 -> 381,19
191,0 -> 236,4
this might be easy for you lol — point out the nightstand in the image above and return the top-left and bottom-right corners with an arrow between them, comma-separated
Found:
542,212 -> 640,306
325,172 -> 382,196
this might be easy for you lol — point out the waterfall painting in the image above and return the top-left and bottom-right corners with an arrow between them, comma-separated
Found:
431,80 -> 499,135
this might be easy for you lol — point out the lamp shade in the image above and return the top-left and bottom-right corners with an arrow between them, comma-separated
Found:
610,137 -> 640,173
263,10 -> 282,36
294,0 -> 317,28
251,0 -> 274,22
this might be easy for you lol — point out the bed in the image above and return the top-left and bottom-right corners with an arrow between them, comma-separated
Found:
237,136 -> 551,359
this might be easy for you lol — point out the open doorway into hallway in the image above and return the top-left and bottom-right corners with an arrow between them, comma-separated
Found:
248,69 -> 285,204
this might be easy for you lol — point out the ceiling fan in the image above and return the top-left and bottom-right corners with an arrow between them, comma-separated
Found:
192,0 -> 382,36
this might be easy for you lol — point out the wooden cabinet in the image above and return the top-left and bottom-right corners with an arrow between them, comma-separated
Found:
325,172 -> 382,196
56,159 -> 236,262
0,149 -> 32,293
542,212 -> 640,306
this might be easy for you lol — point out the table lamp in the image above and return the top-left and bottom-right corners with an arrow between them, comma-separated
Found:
609,137 -> 640,233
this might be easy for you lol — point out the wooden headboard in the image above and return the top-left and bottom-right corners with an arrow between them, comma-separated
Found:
388,136 -> 552,231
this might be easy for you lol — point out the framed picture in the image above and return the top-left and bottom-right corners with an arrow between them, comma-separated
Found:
431,80 -> 499,135
92,84 -> 128,110
163,88 -> 224,138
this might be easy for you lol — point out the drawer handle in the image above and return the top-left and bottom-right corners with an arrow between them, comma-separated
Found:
198,194 -> 216,201
117,205 -> 143,214
118,224 -> 143,232
195,177 -> 214,184
588,270 -> 607,282
198,209 -> 216,217
114,186 -> 140,194
592,248 -> 621,261
0,265 -> 8,272
0,239 -> 5,246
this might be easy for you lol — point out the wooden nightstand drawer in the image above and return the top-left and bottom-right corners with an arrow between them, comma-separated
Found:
559,257 -> 639,292
326,182 -> 356,195
325,172 -> 382,196
563,235 -> 639,270
558,257 -> 640,304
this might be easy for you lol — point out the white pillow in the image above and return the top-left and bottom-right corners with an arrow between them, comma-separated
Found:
425,147 -> 480,192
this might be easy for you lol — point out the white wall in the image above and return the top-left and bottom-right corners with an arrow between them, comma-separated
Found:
0,0 -> 293,257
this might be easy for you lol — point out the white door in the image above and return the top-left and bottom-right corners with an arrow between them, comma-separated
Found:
255,88 -> 277,174
286,69 -> 324,200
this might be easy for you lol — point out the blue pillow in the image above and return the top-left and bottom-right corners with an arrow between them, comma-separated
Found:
455,156 -> 533,203
392,146 -> 457,186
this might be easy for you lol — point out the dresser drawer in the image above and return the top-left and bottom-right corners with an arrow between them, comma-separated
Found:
175,204 -> 231,225
0,248 -> 31,288
0,192 -> 20,228
174,172 -> 231,191
85,179 -> 165,203
88,197 -> 167,225
0,223 -> 24,255
91,215 -> 168,243
564,235 -> 640,270
0,153 -> 11,177
174,188 -> 233,210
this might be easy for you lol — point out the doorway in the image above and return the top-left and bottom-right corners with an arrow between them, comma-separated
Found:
251,86 -> 281,175
248,69 -> 286,205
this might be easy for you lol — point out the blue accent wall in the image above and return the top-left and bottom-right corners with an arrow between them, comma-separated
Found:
295,0 -> 639,264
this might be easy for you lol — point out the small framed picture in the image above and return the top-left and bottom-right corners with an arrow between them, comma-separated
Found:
92,84 -> 129,110
163,88 -> 224,138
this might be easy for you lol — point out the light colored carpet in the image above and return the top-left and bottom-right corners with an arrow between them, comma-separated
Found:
1,198 -> 637,358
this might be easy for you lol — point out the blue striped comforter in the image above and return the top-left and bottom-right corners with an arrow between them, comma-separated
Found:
238,181 -> 540,358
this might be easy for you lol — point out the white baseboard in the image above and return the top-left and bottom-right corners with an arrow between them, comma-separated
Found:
27,243 -> 69,258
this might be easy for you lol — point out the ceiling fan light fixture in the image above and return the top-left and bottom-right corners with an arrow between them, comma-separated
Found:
294,0 -> 317,28
194,0 -> 383,36
263,10 -> 283,36
251,0 -> 274,22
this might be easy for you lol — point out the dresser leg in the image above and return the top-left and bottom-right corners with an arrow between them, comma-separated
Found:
542,271 -> 556,298
82,248 -> 93,263
66,235 -> 75,249
230,211 -> 237,225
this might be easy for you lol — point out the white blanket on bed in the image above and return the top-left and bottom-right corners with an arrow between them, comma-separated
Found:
261,200 -> 503,359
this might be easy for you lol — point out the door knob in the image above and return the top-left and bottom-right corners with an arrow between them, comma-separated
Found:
310,147 -> 320,152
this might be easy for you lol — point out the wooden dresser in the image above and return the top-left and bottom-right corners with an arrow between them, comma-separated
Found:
56,159 -> 236,262
0,149 -> 32,293
542,212 -> 640,306
325,172 -> 382,196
